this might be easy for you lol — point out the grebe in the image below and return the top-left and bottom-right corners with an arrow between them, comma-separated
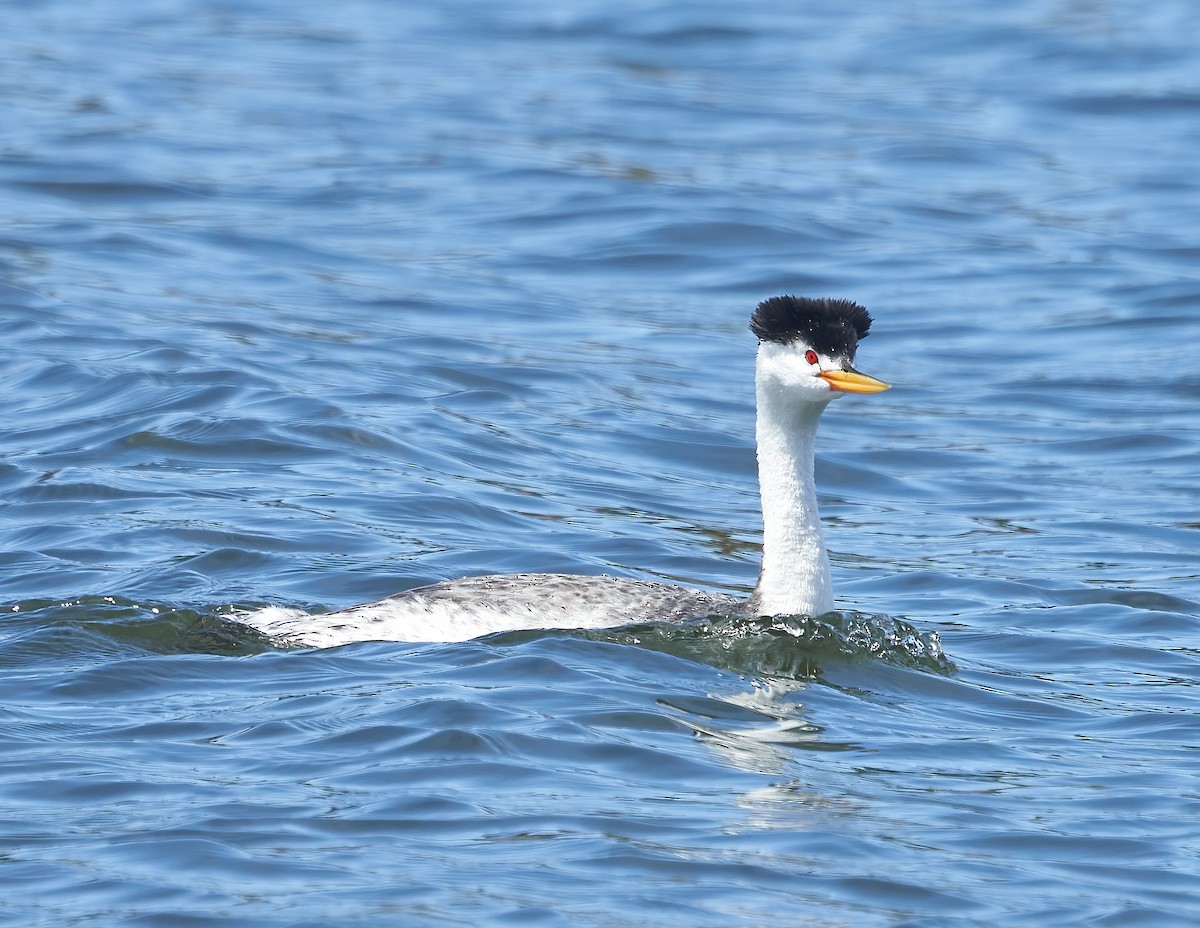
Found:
239,296 -> 889,647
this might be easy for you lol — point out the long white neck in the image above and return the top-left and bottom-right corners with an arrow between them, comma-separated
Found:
751,365 -> 834,616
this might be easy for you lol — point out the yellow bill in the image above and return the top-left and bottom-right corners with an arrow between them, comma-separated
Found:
818,369 -> 891,394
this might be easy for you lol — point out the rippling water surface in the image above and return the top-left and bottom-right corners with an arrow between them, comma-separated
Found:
3,1 -> 1199,925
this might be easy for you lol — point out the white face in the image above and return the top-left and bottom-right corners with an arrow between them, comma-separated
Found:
756,340 -> 847,404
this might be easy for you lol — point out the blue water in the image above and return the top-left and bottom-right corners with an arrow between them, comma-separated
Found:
3,0 -> 1199,925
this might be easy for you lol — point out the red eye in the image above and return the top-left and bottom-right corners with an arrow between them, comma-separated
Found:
804,350 -> 819,365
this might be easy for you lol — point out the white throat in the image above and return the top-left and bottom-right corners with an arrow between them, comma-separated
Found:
751,357 -> 835,616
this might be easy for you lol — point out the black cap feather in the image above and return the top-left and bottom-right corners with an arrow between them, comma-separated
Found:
749,296 -> 872,359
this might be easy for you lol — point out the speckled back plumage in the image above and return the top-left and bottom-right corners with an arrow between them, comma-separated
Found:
242,574 -> 743,648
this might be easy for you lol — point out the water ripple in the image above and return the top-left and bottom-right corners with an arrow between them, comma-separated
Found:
3,0 -> 1200,925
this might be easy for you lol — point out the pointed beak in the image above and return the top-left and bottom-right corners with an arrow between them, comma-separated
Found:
818,368 -> 891,395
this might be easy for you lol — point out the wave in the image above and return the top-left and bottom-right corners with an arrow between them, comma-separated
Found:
1,596 -> 954,684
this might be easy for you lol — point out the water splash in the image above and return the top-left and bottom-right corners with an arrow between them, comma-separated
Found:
569,610 -> 955,682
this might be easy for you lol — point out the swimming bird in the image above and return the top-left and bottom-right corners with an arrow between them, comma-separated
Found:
240,296 -> 889,647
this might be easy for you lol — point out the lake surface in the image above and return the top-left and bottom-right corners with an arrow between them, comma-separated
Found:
2,1 -> 1199,925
